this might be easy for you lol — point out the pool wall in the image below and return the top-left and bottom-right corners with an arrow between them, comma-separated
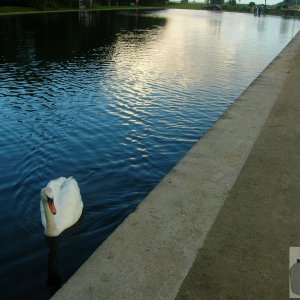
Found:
52,31 -> 300,300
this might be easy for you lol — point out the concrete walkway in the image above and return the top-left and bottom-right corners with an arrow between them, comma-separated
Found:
176,35 -> 300,299
53,32 -> 300,300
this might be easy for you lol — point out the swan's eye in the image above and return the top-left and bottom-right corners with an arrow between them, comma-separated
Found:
46,196 -> 53,203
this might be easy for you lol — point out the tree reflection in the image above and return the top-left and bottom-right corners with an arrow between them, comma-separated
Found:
0,10 -> 166,64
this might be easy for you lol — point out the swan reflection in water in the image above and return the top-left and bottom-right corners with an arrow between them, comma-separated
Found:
44,214 -> 85,296
46,237 -> 62,296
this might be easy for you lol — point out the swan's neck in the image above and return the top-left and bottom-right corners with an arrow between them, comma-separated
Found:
43,201 -> 59,237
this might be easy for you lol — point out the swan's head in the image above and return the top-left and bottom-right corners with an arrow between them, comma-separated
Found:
41,187 -> 57,215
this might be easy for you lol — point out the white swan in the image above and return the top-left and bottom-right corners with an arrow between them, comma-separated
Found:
40,177 -> 83,237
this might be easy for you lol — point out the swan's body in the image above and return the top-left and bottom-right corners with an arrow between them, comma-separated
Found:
40,177 -> 83,237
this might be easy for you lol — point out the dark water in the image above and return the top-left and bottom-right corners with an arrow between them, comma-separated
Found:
0,9 -> 299,299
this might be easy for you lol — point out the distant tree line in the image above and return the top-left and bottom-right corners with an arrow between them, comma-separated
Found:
95,0 -> 166,5
0,0 -> 167,7
0,0 -> 78,8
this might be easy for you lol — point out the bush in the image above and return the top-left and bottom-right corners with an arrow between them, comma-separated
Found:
223,4 -> 250,11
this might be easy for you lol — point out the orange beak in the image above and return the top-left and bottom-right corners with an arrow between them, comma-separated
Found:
47,199 -> 57,215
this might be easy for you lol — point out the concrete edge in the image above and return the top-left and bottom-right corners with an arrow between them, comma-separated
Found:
52,31 -> 300,300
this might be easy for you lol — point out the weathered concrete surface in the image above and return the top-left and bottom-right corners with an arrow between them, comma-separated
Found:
175,33 -> 300,299
53,33 -> 300,300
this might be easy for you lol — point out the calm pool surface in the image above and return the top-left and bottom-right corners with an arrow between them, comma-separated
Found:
0,9 -> 299,299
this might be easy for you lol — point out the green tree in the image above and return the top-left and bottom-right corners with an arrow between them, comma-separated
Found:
211,0 -> 224,4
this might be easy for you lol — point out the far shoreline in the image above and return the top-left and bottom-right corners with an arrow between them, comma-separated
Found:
1,4 -> 299,19
0,5 -> 163,17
